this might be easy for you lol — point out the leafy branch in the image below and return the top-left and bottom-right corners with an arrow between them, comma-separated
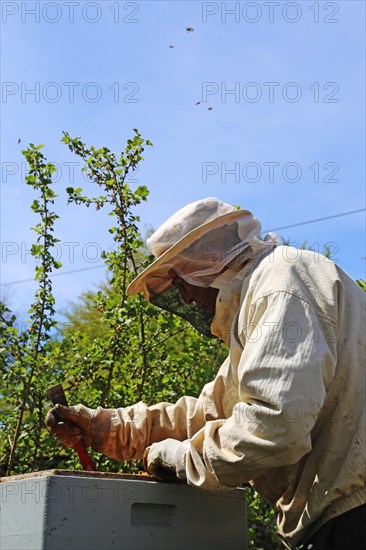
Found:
3,145 -> 61,476
61,130 -> 153,407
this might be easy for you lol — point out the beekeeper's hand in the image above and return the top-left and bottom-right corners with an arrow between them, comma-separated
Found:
143,438 -> 188,482
45,404 -> 96,448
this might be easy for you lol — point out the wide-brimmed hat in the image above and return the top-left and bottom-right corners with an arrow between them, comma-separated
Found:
127,197 -> 257,296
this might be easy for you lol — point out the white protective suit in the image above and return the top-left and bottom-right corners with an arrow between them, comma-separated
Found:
86,244 -> 365,547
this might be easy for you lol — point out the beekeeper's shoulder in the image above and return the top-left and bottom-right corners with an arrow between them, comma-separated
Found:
245,245 -> 341,321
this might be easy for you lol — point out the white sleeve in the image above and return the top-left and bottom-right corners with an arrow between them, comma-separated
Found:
183,291 -> 337,488
89,359 -> 232,461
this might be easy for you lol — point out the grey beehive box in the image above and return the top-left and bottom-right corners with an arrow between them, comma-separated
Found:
1,470 -> 247,549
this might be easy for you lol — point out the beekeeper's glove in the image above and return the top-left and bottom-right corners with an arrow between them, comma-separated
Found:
46,404 -> 97,448
143,438 -> 188,482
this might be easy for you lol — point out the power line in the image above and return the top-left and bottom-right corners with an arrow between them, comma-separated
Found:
1,264 -> 106,286
263,208 -> 365,233
1,207 -> 365,286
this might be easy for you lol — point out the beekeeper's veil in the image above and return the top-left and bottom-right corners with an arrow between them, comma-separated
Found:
127,198 -> 277,337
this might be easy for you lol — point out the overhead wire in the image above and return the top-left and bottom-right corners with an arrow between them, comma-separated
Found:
1,207 -> 365,286
263,208 -> 365,233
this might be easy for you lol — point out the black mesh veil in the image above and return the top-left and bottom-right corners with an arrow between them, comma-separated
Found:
149,283 -> 216,338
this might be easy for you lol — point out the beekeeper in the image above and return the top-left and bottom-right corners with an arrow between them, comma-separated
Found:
46,198 -> 365,549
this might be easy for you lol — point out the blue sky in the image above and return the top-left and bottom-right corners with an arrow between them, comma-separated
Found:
1,0 -> 365,323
